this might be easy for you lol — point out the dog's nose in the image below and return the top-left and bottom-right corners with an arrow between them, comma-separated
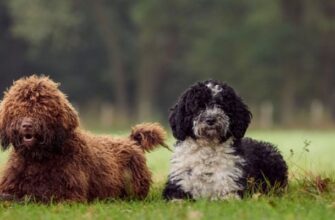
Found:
21,118 -> 33,131
22,123 -> 32,129
206,118 -> 216,126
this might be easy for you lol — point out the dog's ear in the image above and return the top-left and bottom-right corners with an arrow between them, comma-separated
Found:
169,83 -> 212,141
229,96 -> 252,139
0,102 -> 10,150
59,102 -> 79,132
216,82 -> 252,139
169,103 -> 188,141
169,91 -> 196,141
0,129 -> 10,151
53,125 -> 69,150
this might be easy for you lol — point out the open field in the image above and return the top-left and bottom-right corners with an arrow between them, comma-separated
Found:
0,130 -> 334,220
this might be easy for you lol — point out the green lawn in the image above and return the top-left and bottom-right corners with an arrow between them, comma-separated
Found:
0,130 -> 334,220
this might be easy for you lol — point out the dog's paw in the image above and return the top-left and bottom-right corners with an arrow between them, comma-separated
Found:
170,198 -> 186,203
0,193 -> 17,201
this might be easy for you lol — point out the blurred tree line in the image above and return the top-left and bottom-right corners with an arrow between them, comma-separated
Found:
0,0 -> 335,127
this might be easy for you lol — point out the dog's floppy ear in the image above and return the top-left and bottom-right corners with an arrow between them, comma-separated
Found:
169,89 -> 197,141
169,103 -> 188,141
53,125 -> 69,150
0,103 -> 10,150
61,103 -> 79,131
0,129 -> 10,150
216,82 -> 252,139
169,83 -> 212,141
57,99 -> 80,133
229,96 -> 252,139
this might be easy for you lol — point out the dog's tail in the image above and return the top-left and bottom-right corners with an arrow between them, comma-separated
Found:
130,123 -> 171,152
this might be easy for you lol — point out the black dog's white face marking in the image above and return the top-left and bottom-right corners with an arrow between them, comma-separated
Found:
193,106 -> 230,144
206,83 -> 222,96
168,80 -> 251,142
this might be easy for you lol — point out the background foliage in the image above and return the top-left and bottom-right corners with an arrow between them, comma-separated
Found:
1,0 -> 335,128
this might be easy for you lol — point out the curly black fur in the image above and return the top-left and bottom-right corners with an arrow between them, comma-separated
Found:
240,138 -> 288,192
162,180 -> 193,200
163,80 -> 288,200
169,80 -> 251,141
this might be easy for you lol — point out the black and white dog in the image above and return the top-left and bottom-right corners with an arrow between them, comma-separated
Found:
163,80 -> 288,200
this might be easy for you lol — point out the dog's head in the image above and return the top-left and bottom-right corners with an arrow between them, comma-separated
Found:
169,80 -> 251,144
0,75 -> 79,157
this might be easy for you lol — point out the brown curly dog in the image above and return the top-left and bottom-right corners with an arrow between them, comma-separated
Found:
0,75 -> 167,203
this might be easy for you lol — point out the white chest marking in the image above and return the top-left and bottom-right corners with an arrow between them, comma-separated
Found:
169,138 -> 245,200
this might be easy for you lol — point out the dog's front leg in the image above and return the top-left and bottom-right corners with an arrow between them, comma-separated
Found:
162,180 -> 193,201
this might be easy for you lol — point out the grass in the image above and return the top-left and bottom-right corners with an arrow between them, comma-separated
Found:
0,130 -> 335,220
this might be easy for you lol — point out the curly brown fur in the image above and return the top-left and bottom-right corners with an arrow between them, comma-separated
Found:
130,123 -> 171,152
0,75 -> 166,203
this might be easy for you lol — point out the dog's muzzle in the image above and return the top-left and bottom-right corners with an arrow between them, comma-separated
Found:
19,117 -> 37,147
193,107 -> 230,141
